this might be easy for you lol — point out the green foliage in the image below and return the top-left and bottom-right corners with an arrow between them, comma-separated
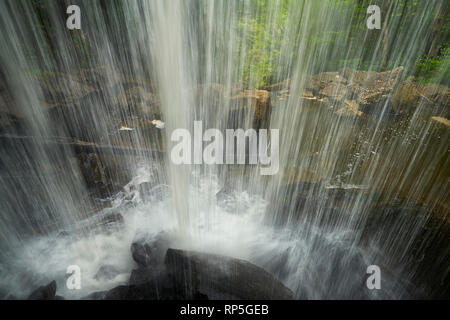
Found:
236,0 -> 449,86
23,0 -> 449,87
416,46 -> 450,84
236,0 -> 289,87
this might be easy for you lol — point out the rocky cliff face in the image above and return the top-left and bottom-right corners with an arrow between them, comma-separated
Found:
1,67 -> 448,219
263,68 -> 449,224
267,67 -> 449,119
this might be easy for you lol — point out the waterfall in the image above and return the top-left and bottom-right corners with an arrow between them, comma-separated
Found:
0,0 -> 448,299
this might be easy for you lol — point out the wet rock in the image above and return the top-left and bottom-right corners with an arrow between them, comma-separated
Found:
137,181 -> 164,203
27,280 -> 57,300
92,212 -> 124,234
363,200 -> 437,248
136,181 -> 155,192
165,248 -> 294,299
74,67 -> 120,90
97,211 -> 124,226
430,116 -> 450,128
215,187 -> 250,213
46,92 -> 112,141
129,267 -> 158,285
112,86 -> 161,119
118,74 -> 154,92
130,231 -> 172,268
103,286 -> 133,300
56,230 -> 70,238
102,268 -> 187,300
262,79 -> 291,91
228,89 -> 271,129
303,72 -> 350,105
146,184 -> 171,202
266,181 -> 322,225
80,291 -> 108,300
215,186 -> 233,203
335,100 -> 365,117
76,151 -> 129,199
0,288 -> 17,300
319,82 -> 348,102
0,81 -> 14,112
296,243 -> 369,299
196,83 -> 227,108
344,67 -> 404,114
100,248 -> 293,300
78,210 -> 124,235
306,72 -> 345,96
393,77 -> 450,115
78,152 -> 109,189
263,67 -> 408,116
32,72 -> 95,106
298,96 -> 330,112
360,199 -> 450,298
103,279 -> 167,300
0,111 -> 22,133
130,239 -> 153,267
94,265 -> 122,281
101,280 -> 209,300
300,67 -> 405,115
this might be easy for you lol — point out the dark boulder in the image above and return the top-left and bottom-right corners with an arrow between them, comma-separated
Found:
164,248 -> 294,300
215,186 -> 250,213
130,231 -> 172,268
393,76 -> 449,115
80,291 -> 108,300
227,89 -> 272,130
97,211 -> 124,226
129,267 -> 159,285
294,242 -> 369,300
103,271 -> 186,300
137,181 -> 170,203
94,264 -> 123,281
27,280 -> 57,300
97,248 -> 293,300
80,210 -> 124,234
0,288 -> 17,300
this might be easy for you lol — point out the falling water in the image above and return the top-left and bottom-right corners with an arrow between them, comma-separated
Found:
0,0 -> 448,299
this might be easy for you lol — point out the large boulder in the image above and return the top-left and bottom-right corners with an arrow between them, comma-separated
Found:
228,89 -> 271,129
335,99 -> 365,118
94,265 -> 123,281
100,248 -> 294,300
27,69 -> 160,143
341,66 -> 404,114
430,116 -> 450,128
74,67 -> 121,90
305,72 -> 346,97
78,152 -> 109,189
112,86 -> 161,119
164,248 -> 294,300
27,280 -> 57,300
196,83 -> 227,107
32,72 -> 95,107
393,76 -> 450,115
262,79 -> 291,92
295,67 -> 405,116
0,110 -> 21,133
130,231 -> 172,268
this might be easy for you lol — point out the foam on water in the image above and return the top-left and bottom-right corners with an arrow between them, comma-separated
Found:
1,163 -> 401,299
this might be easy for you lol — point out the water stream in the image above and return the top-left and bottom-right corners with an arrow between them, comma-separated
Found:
0,0 -> 448,299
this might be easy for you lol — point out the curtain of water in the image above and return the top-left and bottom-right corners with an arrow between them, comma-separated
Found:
0,0 -> 448,298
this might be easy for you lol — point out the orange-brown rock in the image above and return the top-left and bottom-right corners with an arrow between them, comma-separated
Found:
229,89 -> 271,129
